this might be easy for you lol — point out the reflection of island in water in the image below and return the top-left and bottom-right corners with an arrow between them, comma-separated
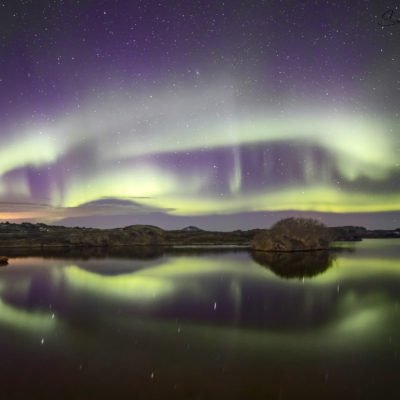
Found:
251,250 -> 334,279
2,244 -> 357,280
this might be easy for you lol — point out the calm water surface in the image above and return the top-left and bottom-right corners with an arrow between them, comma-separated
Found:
0,239 -> 399,399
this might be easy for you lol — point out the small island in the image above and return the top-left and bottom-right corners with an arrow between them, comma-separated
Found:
251,218 -> 332,252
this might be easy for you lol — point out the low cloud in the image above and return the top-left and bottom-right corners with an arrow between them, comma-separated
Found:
0,197 -> 174,224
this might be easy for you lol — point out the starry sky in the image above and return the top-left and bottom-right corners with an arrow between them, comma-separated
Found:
0,0 -> 399,230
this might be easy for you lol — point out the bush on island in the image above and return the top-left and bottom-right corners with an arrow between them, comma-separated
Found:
252,218 -> 332,252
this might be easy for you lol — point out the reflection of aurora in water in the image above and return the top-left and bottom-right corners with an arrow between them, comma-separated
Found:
0,240 -> 399,398
0,299 -> 56,332
0,240 -> 399,331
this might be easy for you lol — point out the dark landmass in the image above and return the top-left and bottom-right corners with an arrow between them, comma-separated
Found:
0,256 -> 8,265
330,225 -> 400,240
0,221 -> 258,248
0,221 -> 398,250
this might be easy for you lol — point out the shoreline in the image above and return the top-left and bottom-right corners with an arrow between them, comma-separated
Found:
0,222 -> 398,252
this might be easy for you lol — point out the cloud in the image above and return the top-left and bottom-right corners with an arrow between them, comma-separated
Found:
0,197 -> 173,224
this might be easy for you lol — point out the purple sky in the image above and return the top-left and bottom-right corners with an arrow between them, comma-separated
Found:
0,0 -> 399,229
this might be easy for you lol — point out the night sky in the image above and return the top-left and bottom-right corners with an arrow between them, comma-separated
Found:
0,0 -> 399,230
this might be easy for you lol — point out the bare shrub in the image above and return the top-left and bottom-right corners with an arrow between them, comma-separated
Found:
252,218 -> 332,252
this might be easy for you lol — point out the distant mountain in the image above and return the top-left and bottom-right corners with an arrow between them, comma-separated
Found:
182,226 -> 202,232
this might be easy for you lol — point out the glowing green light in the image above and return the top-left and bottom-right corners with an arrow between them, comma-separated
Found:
134,186 -> 400,215
0,299 -> 56,332
64,265 -> 175,301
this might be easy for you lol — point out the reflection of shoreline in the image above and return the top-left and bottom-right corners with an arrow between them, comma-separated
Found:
0,246 -> 166,260
0,242 -> 358,261
0,245 -> 250,261
251,250 -> 334,279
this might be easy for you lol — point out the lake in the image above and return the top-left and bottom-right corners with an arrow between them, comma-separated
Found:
0,239 -> 399,399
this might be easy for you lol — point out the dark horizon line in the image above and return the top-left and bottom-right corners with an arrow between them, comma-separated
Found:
0,220 -> 399,232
